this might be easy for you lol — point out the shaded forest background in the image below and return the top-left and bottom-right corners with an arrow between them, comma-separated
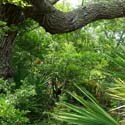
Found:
0,1 -> 125,125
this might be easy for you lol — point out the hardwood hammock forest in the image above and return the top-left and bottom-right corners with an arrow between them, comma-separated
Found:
0,0 -> 125,125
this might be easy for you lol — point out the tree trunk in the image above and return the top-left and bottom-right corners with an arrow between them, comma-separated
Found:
0,32 -> 17,79
0,4 -> 23,79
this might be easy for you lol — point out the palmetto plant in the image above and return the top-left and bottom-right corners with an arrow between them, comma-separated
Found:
53,84 -> 119,125
107,81 -> 125,101
107,81 -> 125,122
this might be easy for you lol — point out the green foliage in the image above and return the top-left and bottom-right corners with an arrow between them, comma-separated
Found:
10,17 -> 125,124
0,0 -> 30,7
107,80 -> 125,101
53,85 -> 119,125
0,2 -> 125,124
0,79 -> 29,125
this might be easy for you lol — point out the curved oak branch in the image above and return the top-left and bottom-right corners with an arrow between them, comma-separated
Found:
24,0 -> 125,34
50,0 -> 60,5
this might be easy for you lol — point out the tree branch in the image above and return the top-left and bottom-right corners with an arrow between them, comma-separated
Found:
24,0 -> 125,34
50,0 -> 60,5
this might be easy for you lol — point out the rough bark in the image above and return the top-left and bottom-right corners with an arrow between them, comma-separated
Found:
0,32 -> 17,79
24,0 -> 125,34
0,4 -> 22,79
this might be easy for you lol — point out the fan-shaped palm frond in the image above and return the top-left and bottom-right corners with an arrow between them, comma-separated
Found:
53,84 -> 119,125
